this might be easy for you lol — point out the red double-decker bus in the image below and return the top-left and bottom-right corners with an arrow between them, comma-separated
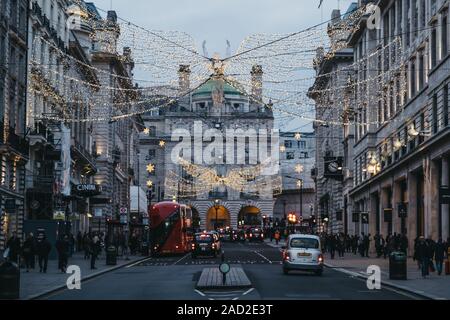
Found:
149,201 -> 193,256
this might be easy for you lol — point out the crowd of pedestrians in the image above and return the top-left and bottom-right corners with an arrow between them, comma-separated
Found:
319,232 -> 449,278
1,230 -> 124,273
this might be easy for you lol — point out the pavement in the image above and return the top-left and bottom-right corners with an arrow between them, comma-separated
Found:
18,252 -> 146,300
264,239 -> 450,300
36,241 -> 420,300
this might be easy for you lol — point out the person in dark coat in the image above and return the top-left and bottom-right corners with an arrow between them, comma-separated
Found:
6,232 -> 21,264
329,235 -> 336,259
36,235 -> 51,273
416,237 -> 430,278
90,235 -> 101,270
76,231 -> 83,252
22,233 -> 36,272
55,235 -> 70,273
434,238 -> 446,276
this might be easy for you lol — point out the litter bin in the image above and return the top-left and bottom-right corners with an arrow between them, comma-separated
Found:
0,261 -> 20,300
389,252 -> 407,280
106,246 -> 117,266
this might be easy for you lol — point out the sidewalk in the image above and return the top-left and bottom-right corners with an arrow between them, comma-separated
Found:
264,240 -> 450,300
18,252 -> 146,300
324,253 -> 450,300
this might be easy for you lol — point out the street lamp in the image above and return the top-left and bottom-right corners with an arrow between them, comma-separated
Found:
214,199 -> 220,230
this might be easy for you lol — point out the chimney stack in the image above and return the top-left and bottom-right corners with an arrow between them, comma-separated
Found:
178,65 -> 191,93
251,65 -> 263,108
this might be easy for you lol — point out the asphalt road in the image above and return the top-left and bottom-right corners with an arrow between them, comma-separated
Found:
42,241 -> 419,300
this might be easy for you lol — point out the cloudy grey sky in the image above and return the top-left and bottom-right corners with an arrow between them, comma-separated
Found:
91,0 -> 356,58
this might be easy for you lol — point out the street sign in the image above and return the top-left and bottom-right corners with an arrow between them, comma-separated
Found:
94,208 -> 103,218
120,215 -> 128,224
120,207 -> 128,215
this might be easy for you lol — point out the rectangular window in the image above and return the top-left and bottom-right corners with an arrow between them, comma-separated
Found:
442,15 -> 448,57
410,59 -> 416,98
418,51 -> 424,90
432,93 -> 438,134
431,27 -> 437,68
286,152 -> 295,160
444,84 -> 449,127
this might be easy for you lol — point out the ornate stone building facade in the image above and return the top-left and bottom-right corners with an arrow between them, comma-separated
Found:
140,66 -> 279,231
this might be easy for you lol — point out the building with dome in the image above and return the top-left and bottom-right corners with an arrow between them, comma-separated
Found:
139,66 -> 280,230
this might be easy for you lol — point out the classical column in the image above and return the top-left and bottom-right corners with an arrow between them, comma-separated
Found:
424,160 -> 440,239
442,157 -> 449,240
407,172 -> 417,255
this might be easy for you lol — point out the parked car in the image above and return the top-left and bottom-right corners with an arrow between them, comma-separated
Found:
191,232 -> 221,259
282,234 -> 324,276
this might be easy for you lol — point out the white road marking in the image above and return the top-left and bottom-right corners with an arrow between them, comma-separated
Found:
194,290 -> 206,297
125,257 -> 153,268
243,288 -> 255,296
254,251 -> 273,264
172,253 -> 190,265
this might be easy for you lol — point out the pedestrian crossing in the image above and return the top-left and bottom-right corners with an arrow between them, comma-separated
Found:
138,259 -> 283,266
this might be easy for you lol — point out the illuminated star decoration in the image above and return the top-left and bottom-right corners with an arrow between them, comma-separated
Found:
295,164 -> 304,174
146,163 -> 155,173
146,180 -> 153,188
280,145 -> 286,153
143,128 -> 150,135
295,133 -> 302,141
159,140 -> 166,148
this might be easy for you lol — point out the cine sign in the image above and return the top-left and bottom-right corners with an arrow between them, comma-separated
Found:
73,184 -> 101,196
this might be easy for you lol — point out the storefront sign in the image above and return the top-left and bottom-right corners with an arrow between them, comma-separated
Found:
72,184 -> 102,197
361,213 -> 369,224
53,211 -> 66,221
440,186 -> 450,204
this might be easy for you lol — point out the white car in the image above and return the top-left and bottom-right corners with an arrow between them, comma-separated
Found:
282,234 -> 324,276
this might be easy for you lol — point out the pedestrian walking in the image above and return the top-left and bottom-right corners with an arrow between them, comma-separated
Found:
329,235 -> 336,260
76,231 -> 83,252
435,238 -> 446,276
274,230 -> 281,245
36,234 -> 51,273
364,234 -> 371,258
90,235 -> 101,270
6,231 -> 21,265
83,233 -> 91,260
416,237 -> 430,278
22,233 -> 36,272
56,235 -> 70,273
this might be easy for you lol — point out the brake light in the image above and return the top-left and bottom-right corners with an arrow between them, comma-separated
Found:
318,254 -> 324,264
211,244 -> 216,249
191,244 -> 195,250
283,251 -> 290,261
250,234 -> 253,238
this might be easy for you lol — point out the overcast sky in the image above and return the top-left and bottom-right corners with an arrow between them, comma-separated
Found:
91,0 -> 356,57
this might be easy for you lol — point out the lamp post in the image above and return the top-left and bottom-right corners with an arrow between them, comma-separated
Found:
214,199 -> 220,231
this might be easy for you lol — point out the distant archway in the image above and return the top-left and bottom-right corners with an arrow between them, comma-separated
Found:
206,206 -> 230,231
238,206 -> 262,228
